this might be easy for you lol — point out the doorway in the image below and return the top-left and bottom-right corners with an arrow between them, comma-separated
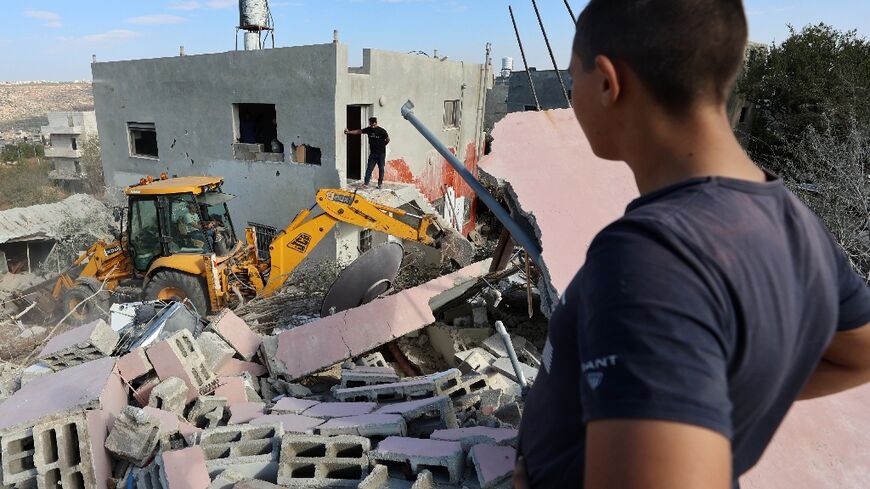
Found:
346,105 -> 364,180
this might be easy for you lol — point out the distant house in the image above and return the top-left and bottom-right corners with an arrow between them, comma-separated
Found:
41,111 -> 98,190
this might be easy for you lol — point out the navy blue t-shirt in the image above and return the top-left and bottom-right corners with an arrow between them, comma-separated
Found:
518,175 -> 870,487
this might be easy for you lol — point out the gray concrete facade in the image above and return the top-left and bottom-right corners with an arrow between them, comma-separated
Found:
485,69 -> 572,132
92,42 -> 488,265
41,111 -> 97,184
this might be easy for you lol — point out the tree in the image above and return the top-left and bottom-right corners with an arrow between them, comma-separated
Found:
79,136 -> 105,195
736,24 -> 870,280
737,24 -> 870,173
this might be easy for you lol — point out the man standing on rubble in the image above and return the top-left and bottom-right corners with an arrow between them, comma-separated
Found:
345,117 -> 390,189
515,1 -> 870,488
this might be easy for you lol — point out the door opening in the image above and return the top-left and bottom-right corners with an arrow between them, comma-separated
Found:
346,105 -> 363,180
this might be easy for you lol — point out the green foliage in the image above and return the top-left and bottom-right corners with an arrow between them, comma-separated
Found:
80,136 -> 105,195
737,23 -> 870,279
0,141 -> 45,162
0,158 -> 68,210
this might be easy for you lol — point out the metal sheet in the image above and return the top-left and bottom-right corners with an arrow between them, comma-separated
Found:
320,242 -> 404,316
199,192 -> 236,206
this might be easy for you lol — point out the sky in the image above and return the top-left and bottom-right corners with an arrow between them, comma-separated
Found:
0,0 -> 868,82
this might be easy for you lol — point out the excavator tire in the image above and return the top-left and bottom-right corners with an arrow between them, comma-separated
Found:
143,270 -> 210,316
61,284 -> 103,324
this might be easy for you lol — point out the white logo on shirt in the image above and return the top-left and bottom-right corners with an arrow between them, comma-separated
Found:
581,354 -> 618,372
586,371 -> 604,390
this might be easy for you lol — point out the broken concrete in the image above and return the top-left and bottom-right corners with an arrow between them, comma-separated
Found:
105,406 -> 161,467
274,260 -> 492,379
117,347 -> 154,382
301,401 -> 377,419
197,331 -> 236,372
374,396 -> 458,437
149,377 -> 190,415
278,434 -> 371,486
479,109 -> 639,314
158,446 -> 211,489
146,329 -> 215,403
469,444 -> 516,489
209,309 -> 262,361
369,436 -> 464,484
271,397 -> 320,415
430,427 -> 518,450
38,319 -> 120,371
228,402 -> 267,425
249,414 -> 324,434
317,414 -> 407,438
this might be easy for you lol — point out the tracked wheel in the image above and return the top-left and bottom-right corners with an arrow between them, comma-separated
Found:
143,270 -> 210,316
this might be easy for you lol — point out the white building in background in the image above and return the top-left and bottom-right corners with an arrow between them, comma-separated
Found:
41,111 -> 98,189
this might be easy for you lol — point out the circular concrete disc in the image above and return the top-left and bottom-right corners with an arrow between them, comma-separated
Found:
320,242 -> 404,316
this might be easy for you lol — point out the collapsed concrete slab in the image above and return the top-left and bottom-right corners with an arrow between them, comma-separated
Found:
469,444 -> 516,489
479,109 -> 638,314
0,357 -> 126,434
740,384 -> 870,489
273,260 -> 491,380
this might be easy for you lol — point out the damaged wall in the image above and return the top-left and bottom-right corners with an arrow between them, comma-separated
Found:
93,42 -> 489,264
479,109 -> 639,314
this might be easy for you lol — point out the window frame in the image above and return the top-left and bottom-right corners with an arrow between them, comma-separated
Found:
127,122 -> 159,160
443,99 -> 461,129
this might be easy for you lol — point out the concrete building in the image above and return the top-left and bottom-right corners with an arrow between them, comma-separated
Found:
92,42 -> 490,264
41,111 -> 98,189
485,69 -> 572,132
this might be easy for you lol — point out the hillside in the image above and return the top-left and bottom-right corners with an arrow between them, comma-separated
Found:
0,82 -> 93,139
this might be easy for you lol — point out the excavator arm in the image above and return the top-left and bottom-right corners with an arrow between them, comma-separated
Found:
261,188 -> 447,297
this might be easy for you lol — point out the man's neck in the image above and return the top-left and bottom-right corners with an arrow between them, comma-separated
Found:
623,105 -> 764,195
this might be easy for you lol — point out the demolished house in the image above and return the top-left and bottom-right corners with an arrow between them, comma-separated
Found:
91,37 -> 492,266
0,100 -> 864,489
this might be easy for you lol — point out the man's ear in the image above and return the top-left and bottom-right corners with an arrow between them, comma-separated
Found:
594,55 -> 621,107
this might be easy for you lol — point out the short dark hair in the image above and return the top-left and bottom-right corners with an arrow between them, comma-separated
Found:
369,117 -> 378,125
573,0 -> 748,112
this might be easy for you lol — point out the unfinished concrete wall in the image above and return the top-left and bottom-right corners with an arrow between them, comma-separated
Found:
92,44 -> 343,262
336,45 -> 489,235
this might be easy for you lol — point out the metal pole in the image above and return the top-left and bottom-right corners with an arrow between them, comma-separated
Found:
496,320 -> 529,392
401,101 -> 543,266
509,5 -> 541,111
564,0 -> 577,23
531,0 -> 572,107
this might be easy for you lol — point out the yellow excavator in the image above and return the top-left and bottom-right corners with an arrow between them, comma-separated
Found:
42,174 -> 470,321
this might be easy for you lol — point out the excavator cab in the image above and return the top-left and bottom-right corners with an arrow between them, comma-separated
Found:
126,181 -> 238,273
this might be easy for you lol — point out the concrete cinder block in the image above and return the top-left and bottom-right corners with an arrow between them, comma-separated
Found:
441,373 -> 490,401
158,446 -> 211,489
206,462 -> 279,487
470,444 -> 516,489
317,414 -> 406,438
209,309 -> 262,361
198,423 -> 283,470
117,348 -> 154,382
338,369 -> 400,389
493,403 -> 522,428
149,377 -> 190,415
31,411 -> 108,489
427,369 -> 462,395
430,427 -> 518,450
357,463 -> 388,489
333,378 -> 436,403
146,329 -> 215,403
482,333 -> 528,359
369,436 -> 464,484
105,406 -> 161,467
197,331 -> 236,372
455,348 -> 497,375
37,319 -> 119,371
278,434 -> 370,486
249,414 -> 324,435
355,352 -> 388,369
212,376 -> 248,406
301,402 -> 377,420
1,426 -> 37,485
374,396 -> 458,437
490,357 -> 538,383
187,396 -> 228,429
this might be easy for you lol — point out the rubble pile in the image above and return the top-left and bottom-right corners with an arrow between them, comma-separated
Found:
0,258 -> 542,489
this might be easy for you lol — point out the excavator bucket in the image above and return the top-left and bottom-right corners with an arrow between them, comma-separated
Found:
436,228 -> 475,267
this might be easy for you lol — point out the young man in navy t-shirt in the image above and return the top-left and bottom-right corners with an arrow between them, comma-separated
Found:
514,1 -> 870,488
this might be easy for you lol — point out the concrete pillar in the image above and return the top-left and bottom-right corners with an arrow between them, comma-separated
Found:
244,31 -> 261,50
